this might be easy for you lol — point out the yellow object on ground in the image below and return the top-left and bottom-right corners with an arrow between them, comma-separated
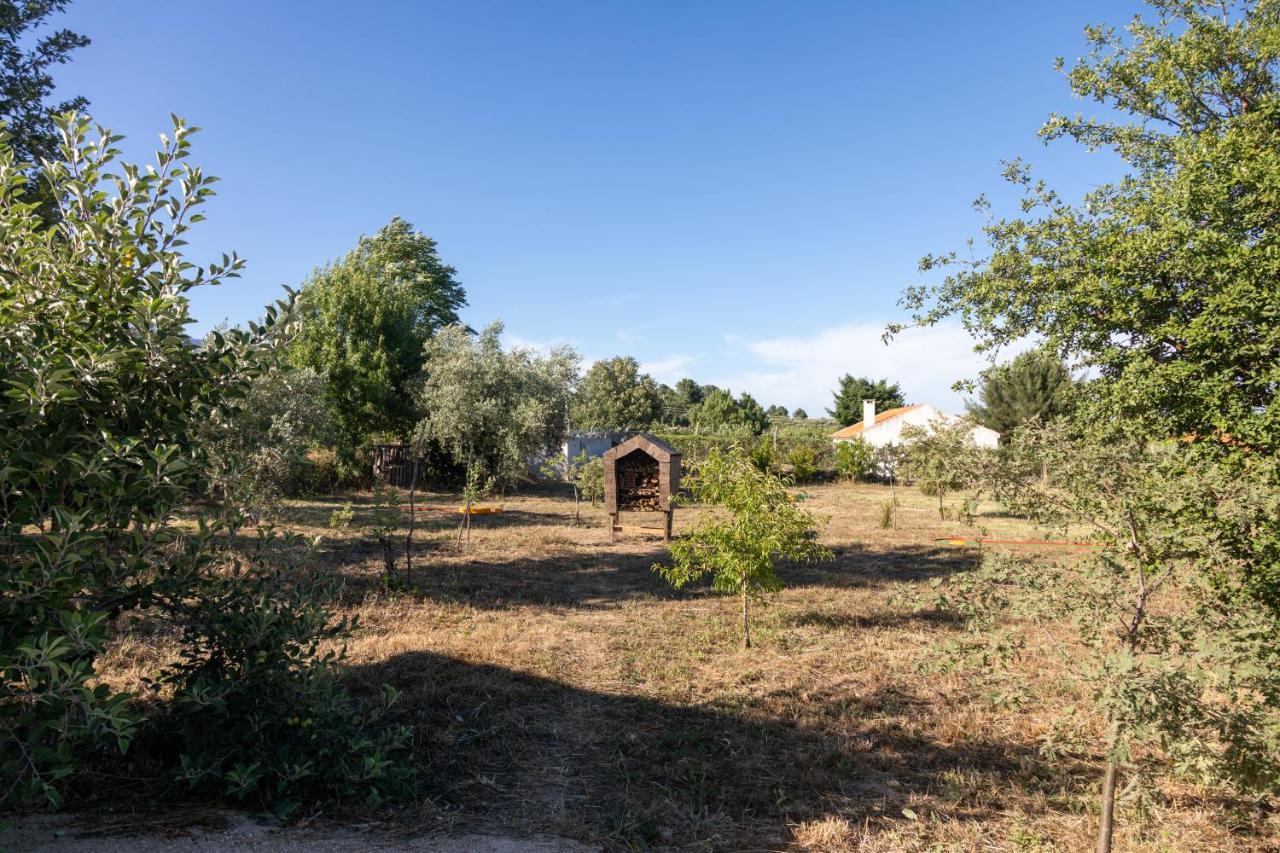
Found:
458,505 -> 503,515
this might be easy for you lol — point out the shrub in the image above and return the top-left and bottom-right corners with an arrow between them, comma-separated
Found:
329,502 -> 356,529
200,365 -> 334,513
835,438 -> 873,481
786,444 -> 819,485
0,115 -> 405,811
146,532 -> 411,815
655,447 -> 831,647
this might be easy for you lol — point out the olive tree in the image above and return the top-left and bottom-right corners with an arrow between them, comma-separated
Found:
655,447 -> 832,647
414,321 -> 578,538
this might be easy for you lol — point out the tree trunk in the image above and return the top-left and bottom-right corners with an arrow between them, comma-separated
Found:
741,583 -> 752,648
889,475 -> 897,529
573,484 -> 581,525
1097,758 -> 1118,853
404,460 -> 419,586
1096,725 -> 1121,853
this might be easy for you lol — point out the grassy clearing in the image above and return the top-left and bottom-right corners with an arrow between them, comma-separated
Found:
98,482 -> 1280,850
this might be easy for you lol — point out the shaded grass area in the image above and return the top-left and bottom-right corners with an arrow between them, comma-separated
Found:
84,481 -> 1279,851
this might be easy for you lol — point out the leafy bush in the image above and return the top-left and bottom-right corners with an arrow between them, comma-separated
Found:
786,444 -> 819,485
574,453 -> 605,504
200,365 -> 334,513
655,447 -> 831,647
748,440 -> 776,474
146,531 -> 410,814
835,438 -> 873,481
303,447 -> 343,494
0,115 -> 405,811
329,502 -> 356,529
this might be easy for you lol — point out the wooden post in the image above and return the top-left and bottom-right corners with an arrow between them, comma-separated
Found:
610,513 -> 618,542
663,509 -> 673,541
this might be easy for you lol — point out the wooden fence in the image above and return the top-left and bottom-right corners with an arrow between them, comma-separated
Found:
372,444 -> 420,488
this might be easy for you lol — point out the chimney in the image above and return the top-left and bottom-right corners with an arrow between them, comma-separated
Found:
862,399 -> 876,432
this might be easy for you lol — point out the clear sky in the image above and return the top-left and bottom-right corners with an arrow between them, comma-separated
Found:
53,0 -> 1140,414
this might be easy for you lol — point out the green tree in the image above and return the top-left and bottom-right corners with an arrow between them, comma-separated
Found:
656,447 -> 831,647
897,2 -> 1279,459
291,217 -> 465,475
766,404 -> 789,418
828,375 -> 906,425
894,3 -> 1280,847
966,349 -> 1075,440
0,0 -> 88,219
835,438 -> 874,481
414,321 -> 578,535
199,364 -> 334,513
675,378 -> 705,408
572,356 -> 661,430
0,116 -> 404,810
792,407 -> 808,420
929,425 -> 1280,853
687,388 -> 769,436
901,418 -> 980,519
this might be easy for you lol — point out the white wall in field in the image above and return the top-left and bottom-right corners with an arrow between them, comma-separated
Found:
845,404 -> 1000,449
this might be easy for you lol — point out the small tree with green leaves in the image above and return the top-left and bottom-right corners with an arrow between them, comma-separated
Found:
902,418 -> 979,518
835,438 -> 874,482
574,452 -> 604,505
655,447 -> 832,647
414,321 -> 578,541
926,423 -> 1280,852
872,442 -> 907,528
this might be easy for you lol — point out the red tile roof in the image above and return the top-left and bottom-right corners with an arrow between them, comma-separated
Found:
830,405 -> 922,440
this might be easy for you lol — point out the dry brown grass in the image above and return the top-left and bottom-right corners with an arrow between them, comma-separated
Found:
98,481 -> 1280,851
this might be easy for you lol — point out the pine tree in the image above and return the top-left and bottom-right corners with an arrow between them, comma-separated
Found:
827,375 -> 905,425
966,350 -> 1074,440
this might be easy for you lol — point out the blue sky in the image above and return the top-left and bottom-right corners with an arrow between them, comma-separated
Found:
53,0 -> 1140,414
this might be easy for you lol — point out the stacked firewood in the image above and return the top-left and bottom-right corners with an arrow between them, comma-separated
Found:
618,461 -> 661,510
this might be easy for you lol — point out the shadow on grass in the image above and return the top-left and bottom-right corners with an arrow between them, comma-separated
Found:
347,649 -> 1079,850
327,542 -> 975,611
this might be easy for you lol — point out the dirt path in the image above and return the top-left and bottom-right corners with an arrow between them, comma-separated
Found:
5,813 -> 596,852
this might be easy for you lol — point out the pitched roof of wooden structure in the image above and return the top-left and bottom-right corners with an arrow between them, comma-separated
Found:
602,432 -> 681,463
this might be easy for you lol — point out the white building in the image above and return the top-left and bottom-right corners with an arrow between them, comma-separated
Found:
830,400 -> 999,449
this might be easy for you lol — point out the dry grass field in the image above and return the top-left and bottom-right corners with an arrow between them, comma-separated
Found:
96,481 -> 1280,851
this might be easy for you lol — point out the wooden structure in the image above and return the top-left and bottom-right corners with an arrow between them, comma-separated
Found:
603,433 -> 681,541
372,444 -> 419,488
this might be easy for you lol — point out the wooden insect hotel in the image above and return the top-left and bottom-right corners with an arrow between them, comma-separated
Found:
603,433 -> 681,541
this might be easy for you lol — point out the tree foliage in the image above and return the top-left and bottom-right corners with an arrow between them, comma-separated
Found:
927,424 -> 1280,850
572,356 -> 661,430
655,447 -> 831,647
0,116 -> 404,810
828,375 -> 906,425
835,437 -> 874,481
966,349 -> 1075,440
414,321 -> 578,496
687,387 -> 769,435
901,418 -> 982,518
0,0 -> 87,219
897,0 -> 1280,459
199,364 -> 334,513
895,3 -> 1280,846
291,217 -> 466,474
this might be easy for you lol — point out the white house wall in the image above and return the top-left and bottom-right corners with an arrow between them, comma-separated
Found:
849,405 -> 1000,449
